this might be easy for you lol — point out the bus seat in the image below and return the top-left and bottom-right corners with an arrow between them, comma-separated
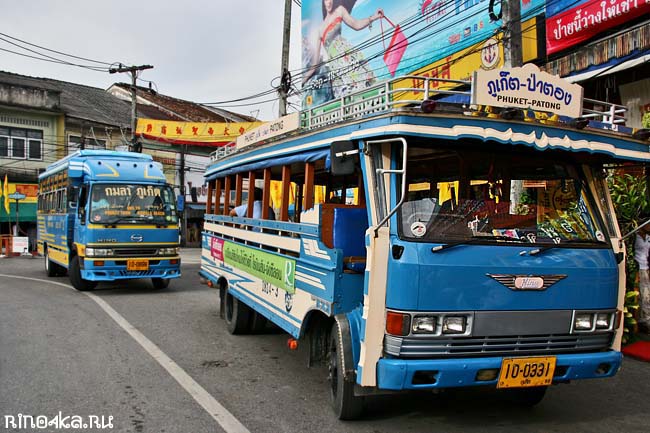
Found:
321,204 -> 368,272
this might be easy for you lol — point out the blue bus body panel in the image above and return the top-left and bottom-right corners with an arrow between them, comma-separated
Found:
385,241 -> 618,311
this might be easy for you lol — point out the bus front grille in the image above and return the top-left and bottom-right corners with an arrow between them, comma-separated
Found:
113,248 -> 158,257
384,333 -> 614,358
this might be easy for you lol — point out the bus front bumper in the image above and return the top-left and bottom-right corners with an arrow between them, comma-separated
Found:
80,257 -> 181,281
376,351 -> 622,390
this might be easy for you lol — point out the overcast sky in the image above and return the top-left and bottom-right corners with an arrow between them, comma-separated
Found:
0,0 -> 302,121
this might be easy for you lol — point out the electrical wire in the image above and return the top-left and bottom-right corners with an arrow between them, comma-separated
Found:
0,31 -> 116,66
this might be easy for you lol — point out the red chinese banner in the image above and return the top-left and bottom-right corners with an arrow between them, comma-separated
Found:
546,0 -> 650,55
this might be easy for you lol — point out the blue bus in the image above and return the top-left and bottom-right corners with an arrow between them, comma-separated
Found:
38,150 -> 181,291
200,66 -> 645,418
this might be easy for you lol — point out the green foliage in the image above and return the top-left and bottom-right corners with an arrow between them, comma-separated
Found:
643,111 -> 650,129
608,172 -> 649,342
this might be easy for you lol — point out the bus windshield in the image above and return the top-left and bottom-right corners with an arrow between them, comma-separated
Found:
398,146 -> 607,245
89,183 -> 178,225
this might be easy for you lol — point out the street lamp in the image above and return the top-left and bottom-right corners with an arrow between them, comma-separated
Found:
8,191 -> 25,237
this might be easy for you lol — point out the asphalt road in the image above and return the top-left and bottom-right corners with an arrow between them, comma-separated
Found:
1,251 -> 649,433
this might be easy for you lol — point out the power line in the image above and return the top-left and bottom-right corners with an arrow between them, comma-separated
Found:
0,31 -> 116,66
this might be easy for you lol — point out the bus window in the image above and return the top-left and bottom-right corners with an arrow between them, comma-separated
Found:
88,184 -> 178,225
398,145 -> 606,245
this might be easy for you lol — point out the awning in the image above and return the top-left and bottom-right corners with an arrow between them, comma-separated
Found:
564,52 -> 650,83
205,148 -> 330,180
0,202 -> 37,223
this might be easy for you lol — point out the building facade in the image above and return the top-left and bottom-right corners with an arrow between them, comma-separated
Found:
0,71 -> 131,249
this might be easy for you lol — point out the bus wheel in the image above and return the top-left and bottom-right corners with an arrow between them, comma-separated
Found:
151,278 -> 170,289
503,386 -> 548,407
224,289 -> 251,335
44,248 -> 58,277
328,319 -> 363,420
69,255 -> 97,291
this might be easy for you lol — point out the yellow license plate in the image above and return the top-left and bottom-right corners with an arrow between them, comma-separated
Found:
127,259 -> 149,271
497,356 -> 556,388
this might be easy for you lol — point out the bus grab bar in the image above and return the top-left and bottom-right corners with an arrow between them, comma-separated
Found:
368,137 -> 408,237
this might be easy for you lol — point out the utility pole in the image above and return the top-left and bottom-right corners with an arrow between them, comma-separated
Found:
109,64 -> 154,151
179,144 -> 186,247
502,0 -> 523,68
278,0 -> 292,117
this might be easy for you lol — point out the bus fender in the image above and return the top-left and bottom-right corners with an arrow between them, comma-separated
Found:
345,307 -> 364,374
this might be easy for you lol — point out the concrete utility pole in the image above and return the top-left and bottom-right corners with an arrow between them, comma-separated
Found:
179,144 -> 186,247
502,0 -> 523,68
109,64 -> 154,151
278,0 -> 292,117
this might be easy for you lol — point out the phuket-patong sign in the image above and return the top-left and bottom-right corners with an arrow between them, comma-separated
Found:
236,112 -> 300,150
471,64 -> 584,118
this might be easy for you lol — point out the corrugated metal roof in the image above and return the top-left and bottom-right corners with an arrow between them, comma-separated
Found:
112,83 -> 258,123
0,70 -> 131,127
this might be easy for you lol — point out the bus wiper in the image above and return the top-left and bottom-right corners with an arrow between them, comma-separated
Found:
105,215 -> 154,224
431,235 -> 526,253
528,239 -> 609,256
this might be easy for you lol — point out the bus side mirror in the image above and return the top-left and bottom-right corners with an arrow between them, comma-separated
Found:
68,186 -> 79,209
330,140 -> 358,176
77,186 -> 88,225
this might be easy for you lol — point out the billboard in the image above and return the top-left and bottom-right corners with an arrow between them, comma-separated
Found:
546,0 -> 650,55
301,0 -> 544,107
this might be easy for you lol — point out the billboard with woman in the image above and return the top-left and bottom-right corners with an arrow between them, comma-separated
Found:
301,0 -> 544,108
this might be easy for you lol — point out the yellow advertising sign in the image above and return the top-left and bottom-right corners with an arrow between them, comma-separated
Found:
137,119 -> 263,146
391,18 -> 538,101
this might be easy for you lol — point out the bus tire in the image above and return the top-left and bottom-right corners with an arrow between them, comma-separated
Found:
329,318 -> 364,420
224,288 -> 251,334
503,386 -> 547,407
44,247 -> 60,277
151,278 -> 170,289
249,311 -> 268,333
69,255 -> 97,291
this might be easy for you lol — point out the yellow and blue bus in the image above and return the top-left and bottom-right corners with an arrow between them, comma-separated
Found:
38,150 -> 181,291
200,66 -> 647,418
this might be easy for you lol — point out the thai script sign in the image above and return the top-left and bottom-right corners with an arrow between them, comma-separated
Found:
546,0 -> 650,55
210,237 -> 224,261
471,64 -> 584,118
103,185 -> 162,198
223,241 -> 296,293
236,112 -> 299,149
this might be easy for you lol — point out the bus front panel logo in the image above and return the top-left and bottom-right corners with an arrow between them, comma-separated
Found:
131,234 -> 144,242
487,274 -> 566,291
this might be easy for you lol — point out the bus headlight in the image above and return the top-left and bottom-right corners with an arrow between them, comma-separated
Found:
442,316 -> 467,334
574,313 -> 593,330
85,248 -> 114,257
595,313 -> 611,329
158,247 -> 180,256
412,316 -> 437,334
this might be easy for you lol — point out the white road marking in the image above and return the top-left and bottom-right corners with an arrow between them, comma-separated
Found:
0,274 -> 250,433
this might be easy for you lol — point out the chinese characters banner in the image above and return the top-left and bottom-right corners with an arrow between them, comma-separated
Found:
136,119 -> 263,146
546,0 -> 650,55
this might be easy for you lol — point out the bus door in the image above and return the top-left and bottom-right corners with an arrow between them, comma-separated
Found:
332,138 -> 408,387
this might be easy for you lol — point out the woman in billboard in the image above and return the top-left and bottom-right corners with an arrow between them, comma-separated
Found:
302,0 -> 383,106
